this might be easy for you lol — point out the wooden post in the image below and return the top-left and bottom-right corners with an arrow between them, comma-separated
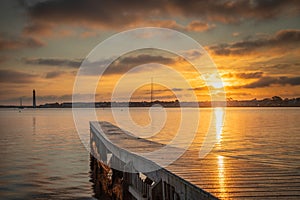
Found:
99,138 -> 107,163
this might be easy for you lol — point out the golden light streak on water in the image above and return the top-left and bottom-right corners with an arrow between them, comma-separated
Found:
218,155 -> 228,199
215,108 -> 226,198
215,107 -> 224,144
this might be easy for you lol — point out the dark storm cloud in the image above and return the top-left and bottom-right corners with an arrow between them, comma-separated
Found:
0,69 -> 38,83
0,34 -> 44,50
242,76 -> 300,88
210,29 -> 300,55
24,58 -> 82,68
22,0 -> 300,33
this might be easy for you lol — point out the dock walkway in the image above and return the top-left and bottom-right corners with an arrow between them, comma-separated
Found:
90,121 -> 218,200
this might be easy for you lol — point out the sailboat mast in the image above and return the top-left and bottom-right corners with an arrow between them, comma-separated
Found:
150,77 -> 153,103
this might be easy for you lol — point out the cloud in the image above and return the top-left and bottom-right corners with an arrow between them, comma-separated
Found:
141,86 -> 208,93
189,86 -> 208,91
23,22 -> 75,38
0,69 -> 38,83
236,72 -> 264,79
142,20 -> 215,32
232,32 -> 240,37
178,49 -> 203,63
23,57 -> 82,68
240,76 -> 300,88
120,54 -> 174,65
103,54 -> 176,76
45,71 -> 64,78
80,31 -> 98,38
26,54 -> 177,76
186,21 -> 215,32
222,72 -> 264,79
226,92 -> 251,96
171,88 -> 184,92
277,76 -> 300,86
262,63 -> 300,75
23,22 -> 53,36
23,54 -> 175,77
143,20 -> 184,30
0,33 -> 44,50
210,29 -> 300,55
168,0 -> 300,23
22,0 -> 300,36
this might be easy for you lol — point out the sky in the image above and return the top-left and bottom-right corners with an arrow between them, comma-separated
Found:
0,0 -> 299,105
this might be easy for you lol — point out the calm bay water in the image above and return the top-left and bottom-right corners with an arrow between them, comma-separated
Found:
0,107 -> 299,199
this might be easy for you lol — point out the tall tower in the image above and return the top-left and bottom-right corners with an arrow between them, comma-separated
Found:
33,89 -> 36,108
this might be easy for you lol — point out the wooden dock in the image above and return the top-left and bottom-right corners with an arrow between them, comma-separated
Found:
90,121 -> 218,200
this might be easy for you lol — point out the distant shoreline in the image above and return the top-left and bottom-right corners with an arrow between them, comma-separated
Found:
1,96 -> 300,108
1,105 -> 300,108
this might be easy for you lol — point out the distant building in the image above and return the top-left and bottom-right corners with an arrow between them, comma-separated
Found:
33,89 -> 36,108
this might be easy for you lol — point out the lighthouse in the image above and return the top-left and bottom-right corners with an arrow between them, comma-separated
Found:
33,89 -> 36,108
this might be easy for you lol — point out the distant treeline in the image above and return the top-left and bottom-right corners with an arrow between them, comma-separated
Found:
226,96 -> 300,107
2,96 -> 300,108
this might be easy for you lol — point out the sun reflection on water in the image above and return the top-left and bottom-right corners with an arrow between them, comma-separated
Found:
215,107 -> 224,144
215,107 -> 227,199
218,155 -> 228,199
